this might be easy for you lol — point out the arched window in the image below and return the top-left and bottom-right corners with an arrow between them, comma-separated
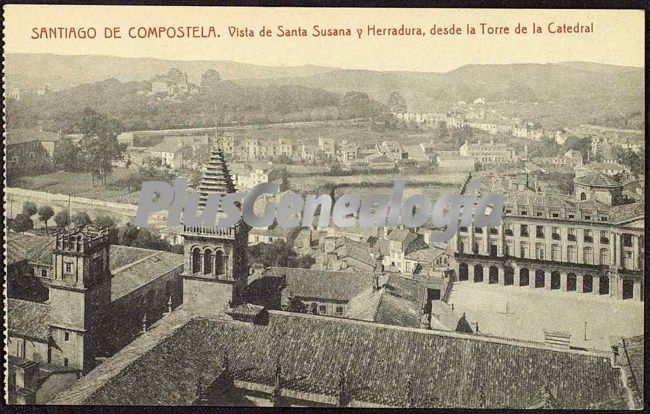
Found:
519,268 -> 529,286
535,270 -> 545,288
504,267 -> 514,286
567,273 -> 577,291
550,271 -> 560,290
583,274 -> 593,293
489,266 -> 499,284
191,247 -> 201,274
215,250 -> 224,276
459,263 -> 469,281
599,276 -> 609,295
204,249 -> 213,274
473,264 -> 483,283
580,192 -> 587,201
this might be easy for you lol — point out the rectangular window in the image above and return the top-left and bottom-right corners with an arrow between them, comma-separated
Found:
551,245 -> 561,261
64,332 -> 69,341
63,358 -> 69,367
64,262 -> 72,273
551,227 -> 560,240
568,229 -> 576,242
318,305 -> 327,314
41,269 -> 48,278
536,226 -> 544,238
335,306 -> 344,315
584,229 -> 593,243
567,246 -> 577,262
520,224 -> 529,237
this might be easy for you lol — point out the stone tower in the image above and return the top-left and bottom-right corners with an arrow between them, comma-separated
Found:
182,147 -> 249,315
48,227 -> 111,373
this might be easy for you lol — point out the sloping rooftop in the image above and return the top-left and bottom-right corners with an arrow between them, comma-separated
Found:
51,311 -> 629,408
621,335 -> 643,403
7,232 -> 55,265
6,129 -> 60,145
110,247 -> 183,301
262,267 -> 378,302
575,171 -> 621,188
8,299 -> 50,341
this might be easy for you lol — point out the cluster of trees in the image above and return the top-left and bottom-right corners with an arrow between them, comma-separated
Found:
248,240 -> 314,269
52,108 -> 126,185
9,201 -> 181,254
8,70 -> 387,133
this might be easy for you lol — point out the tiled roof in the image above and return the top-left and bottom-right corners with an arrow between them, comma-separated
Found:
263,267 -> 376,302
51,312 -> 629,408
110,248 -> 183,301
8,299 -> 50,341
575,171 -> 621,188
6,129 -> 60,145
7,232 -> 55,265
622,335 -> 643,401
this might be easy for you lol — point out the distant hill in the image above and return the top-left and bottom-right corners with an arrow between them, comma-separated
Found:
5,53 -> 643,129
240,62 -> 643,109
4,53 -> 340,90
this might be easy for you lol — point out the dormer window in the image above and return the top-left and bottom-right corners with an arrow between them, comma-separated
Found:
521,210 -> 528,216
584,215 -> 591,220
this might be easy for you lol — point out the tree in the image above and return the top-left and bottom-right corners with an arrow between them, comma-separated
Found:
118,223 -> 140,246
53,210 -> 70,229
37,205 -> 55,234
53,137 -> 82,172
78,108 -> 125,185
72,211 -> 92,228
387,91 -> 407,112
285,293 -> 307,313
201,69 -> 221,91
11,213 -> 34,232
95,215 -> 118,244
22,201 -> 38,218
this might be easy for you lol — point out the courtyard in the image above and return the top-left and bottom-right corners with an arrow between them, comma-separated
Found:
447,281 -> 643,352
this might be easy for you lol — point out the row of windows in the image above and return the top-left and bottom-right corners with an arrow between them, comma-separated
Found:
503,207 -> 609,221
461,225 -> 636,247
459,239 -> 636,268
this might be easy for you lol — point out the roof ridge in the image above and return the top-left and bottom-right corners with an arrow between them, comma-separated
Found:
267,310 -> 612,357
111,251 -> 161,275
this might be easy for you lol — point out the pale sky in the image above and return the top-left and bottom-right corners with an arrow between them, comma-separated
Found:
3,5 -> 645,72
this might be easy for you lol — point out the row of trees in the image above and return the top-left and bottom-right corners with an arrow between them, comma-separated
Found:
9,201 -> 181,254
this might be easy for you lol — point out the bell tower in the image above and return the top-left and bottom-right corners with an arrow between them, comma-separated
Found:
182,147 -> 249,316
48,227 -> 111,373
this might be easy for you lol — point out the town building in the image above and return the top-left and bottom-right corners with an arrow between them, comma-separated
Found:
376,140 -> 408,161
451,170 -> 644,301
6,129 -> 61,164
458,139 -> 517,164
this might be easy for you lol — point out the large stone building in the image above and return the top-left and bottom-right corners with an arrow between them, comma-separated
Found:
7,228 -> 184,377
459,139 -> 517,165
451,170 -> 644,300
